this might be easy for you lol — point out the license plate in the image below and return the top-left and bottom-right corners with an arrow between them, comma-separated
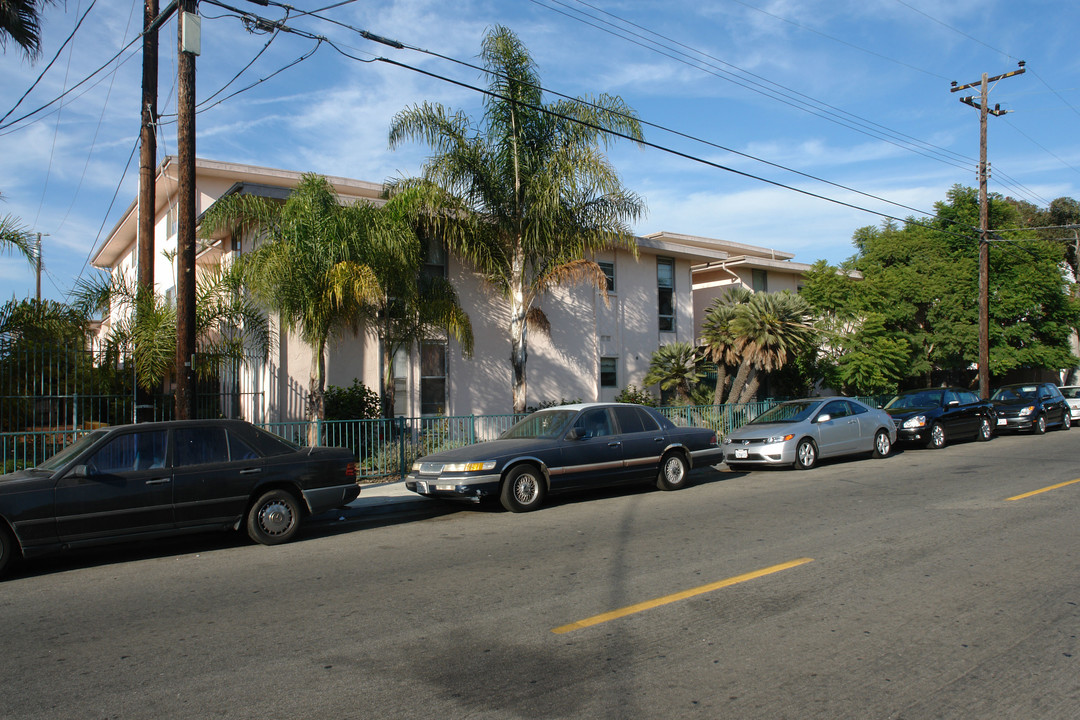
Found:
996,418 -> 1007,426
735,449 -> 749,459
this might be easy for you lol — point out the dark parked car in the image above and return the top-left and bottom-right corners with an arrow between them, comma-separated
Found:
0,419 -> 359,577
991,382 -> 1070,433
722,397 -> 896,470
405,403 -> 723,512
884,387 -> 994,449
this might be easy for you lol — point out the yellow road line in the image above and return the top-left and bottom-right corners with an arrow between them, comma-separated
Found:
1007,478 -> 1080,501
551,557 -> 814,634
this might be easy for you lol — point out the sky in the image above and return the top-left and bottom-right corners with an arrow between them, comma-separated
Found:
2,0 -> 1078,304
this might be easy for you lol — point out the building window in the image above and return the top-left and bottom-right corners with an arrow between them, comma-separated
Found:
393,347 -> 408,409
752,268 -> 768,293
420,342 -> 446,416
658,257 -> 675,332
600,357 -> 617,387
166,205 -> 178,238
423,239 -> 447,280
598,261 -> 615,293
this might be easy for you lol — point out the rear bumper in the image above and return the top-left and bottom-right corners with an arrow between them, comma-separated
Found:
303,483 -> 361,513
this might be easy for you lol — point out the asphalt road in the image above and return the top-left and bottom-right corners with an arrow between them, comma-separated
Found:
2,429 -> 1079,719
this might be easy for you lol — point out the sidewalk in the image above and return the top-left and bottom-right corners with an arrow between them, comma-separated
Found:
345,479 -> 430,516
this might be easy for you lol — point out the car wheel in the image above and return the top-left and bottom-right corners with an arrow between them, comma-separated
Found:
500,464 -> 546,512
246,489 -> 302,545
656,452 -> 690,491
977,416 -> 993,442
794,438 -> 817,470
1034,414 -> 1047,435
0,525 -> 15,578
927,422 -> 946,449
872,429 -> 891,459
1061,412 -> 1071,431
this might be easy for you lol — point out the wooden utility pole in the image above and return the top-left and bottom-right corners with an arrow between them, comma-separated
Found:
175,0 -> 199,419
137,0 -> 159,423
951,61 -> 1025,399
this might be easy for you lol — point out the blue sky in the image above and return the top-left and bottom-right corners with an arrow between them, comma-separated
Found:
2,0 -> 1078,303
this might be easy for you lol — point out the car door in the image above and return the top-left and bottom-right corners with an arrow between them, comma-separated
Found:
940,389 -> 973,437
612,405 -> 667,481
171,425 -> 265,527
1039,384 -> 1066,424
555,407 -> 625,490
815,400 -> 858,456
844,400 -> 877,452
53,428 -> 173,544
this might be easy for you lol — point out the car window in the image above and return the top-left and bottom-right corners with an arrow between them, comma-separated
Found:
1061,387 -> 1080,399
886,391 -> 944,409
1039,385 -> 1057,400
86,430 -> 168,474
227,431 -> 260,461
574,408 -> 614,438
613,406 -> 647,434
958,391 -> 979,404
845,400 -> 867,416
175,426 -> 230,466
944,390 -> 961,406
634,407 -> 661,432
821,401 -> 848,419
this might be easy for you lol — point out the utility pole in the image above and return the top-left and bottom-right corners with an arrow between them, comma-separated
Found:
35,232 -> 46,301
137,0 -> 160,423
951,61 -> 1025,400
175,0 -> 200,419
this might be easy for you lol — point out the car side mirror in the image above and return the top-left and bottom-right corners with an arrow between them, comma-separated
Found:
816,413 -> 831,423
947,400 -> 960,407
567,427 -> 585,441
69,464 -> 90,478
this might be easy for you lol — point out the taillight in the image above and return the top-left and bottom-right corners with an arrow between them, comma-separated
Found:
346,462 -> 356,477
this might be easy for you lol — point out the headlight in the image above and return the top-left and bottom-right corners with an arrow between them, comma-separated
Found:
442,461 -> 496,472
766,434 -> 795,444
1019,405 -> 1036,417
411,461 -> 422,472
903,415 -> 927,429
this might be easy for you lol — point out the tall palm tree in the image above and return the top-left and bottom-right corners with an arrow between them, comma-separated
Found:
1,194 -> 35,265
643,341 -> 704,404
201,175 -> 389,430
700,287 -> 753,404
1,0 -> 57,59
388,25 -> 646,413
726,291 -> 816,404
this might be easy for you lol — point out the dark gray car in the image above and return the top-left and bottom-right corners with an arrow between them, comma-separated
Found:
0,419 -> 359,577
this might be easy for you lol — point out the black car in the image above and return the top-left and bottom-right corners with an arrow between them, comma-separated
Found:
405,403 -> 723,512
884,387 -> 995,449
0,419 -> 359,576
991,382 -> 1071,434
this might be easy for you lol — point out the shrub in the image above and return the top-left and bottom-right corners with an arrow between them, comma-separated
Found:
324,380 -> 380,420
615,384 -> 657,406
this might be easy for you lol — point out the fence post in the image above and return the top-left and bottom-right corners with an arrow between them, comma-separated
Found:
396,416 -> 407,480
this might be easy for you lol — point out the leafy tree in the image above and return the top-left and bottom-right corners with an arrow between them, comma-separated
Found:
200,174 -> 391,431
0,0 -> 57,59
643,342 -> 704,405
388,25 -> 645,412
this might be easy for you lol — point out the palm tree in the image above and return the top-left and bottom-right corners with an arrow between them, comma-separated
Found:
726,291 -> 816,404
200,174 -> 403,433
700,287 -> 753,404
72,265 -> 270,396
643,342 -> 704,404
1,193 -> 35,266
1,0 -> 57,59
388,25 -> 646,413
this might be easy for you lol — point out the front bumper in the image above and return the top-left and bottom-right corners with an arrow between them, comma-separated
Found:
404,473 -> 501,503
995,415 -> 1035,431
722,441 -> 796,466
895,427 -> 930,443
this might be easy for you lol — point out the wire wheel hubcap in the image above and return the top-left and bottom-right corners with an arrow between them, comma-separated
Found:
514,475 -> 539,504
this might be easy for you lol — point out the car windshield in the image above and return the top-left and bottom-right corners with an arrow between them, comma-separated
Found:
991,386 -> 1038,402
885,391 -> 944,410
1061,387 -> 1080,399
34,429 -> 109,471
502,409 -> 578,439
748,401 -> 819,425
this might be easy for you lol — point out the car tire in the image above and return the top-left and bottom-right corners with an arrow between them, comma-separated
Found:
656,452 -> 690,491
977,416 -> 993,442
1061,412 -> 1071,431
927,422 -> 946,449
0,524 -> 15,578
500,464 -> 546,512
246,489 -> 302,545
794,438 -> 817,470
871,429 -> 891,459
1033,414 -> 1047,435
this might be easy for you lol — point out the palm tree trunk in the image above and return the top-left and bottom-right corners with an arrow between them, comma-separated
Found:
736,368 -> 760,405
724,359 -> 752,405
510,248 -> 528,413
307,338 -> 327,446
713,364 -> 728,405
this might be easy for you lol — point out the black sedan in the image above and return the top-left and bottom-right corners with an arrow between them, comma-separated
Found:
991,382 -> 1071,434
884,387 -> 995,449
405,403 -> 723,512
0,419 -> 359,576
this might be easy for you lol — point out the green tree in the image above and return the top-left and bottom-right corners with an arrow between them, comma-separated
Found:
724,291 -> 816,404
699,287 -> 752,404
643,341 -> 704,404
388,25 -> 646,413
201,174 -> 403,433
0,0 -> 57,59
